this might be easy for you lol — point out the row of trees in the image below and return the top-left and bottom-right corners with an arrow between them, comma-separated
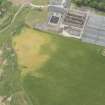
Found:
72,0 -> 105,11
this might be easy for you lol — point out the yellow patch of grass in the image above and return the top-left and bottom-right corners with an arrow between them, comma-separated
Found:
12,27 -> 56,75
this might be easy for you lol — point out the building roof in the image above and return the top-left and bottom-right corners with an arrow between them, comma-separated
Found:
49,0 -> 70,8
49,0 -> 71,14
50,0 -> 69,6
82,13 -> 105,46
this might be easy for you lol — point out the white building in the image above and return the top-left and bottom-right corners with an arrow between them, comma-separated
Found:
48,0 -> 71,26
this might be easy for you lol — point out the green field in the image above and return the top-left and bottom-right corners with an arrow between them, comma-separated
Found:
1,27 -> 105,105
25,7 -> 48,27
0,0 -> 105,105
25,0 -> 48,27
22,31 -> 105,105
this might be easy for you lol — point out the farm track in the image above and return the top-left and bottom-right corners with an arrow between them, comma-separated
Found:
0,3 -> 47,33
30,3 -> 48,8
0,4 -> 25,33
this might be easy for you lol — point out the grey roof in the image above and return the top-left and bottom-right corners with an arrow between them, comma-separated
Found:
48,0 -> 71,14
49,0 -> 64,5
48,6 -> 66,14
82,13 -> 105,46
49,0 -> 70,7
87,14 -> 105,30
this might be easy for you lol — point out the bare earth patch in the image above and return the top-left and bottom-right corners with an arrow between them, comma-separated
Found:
12,27 -> 56,76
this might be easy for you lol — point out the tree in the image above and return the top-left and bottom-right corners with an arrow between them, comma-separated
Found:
72,0 -> 105,11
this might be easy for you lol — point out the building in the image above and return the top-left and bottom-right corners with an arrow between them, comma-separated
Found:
82,13 -> 105,46
62,9 -> 88,38
48,0 -> 71,26
49,0 -> 70,13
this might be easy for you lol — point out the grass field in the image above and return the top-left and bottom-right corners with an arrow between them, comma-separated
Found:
25,8 -> 48,27
25,0 -> 48,27
15,28 -> 105,105
1,25 -> 105,105
0,1 -> 105,105
12,27 -> 56,75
